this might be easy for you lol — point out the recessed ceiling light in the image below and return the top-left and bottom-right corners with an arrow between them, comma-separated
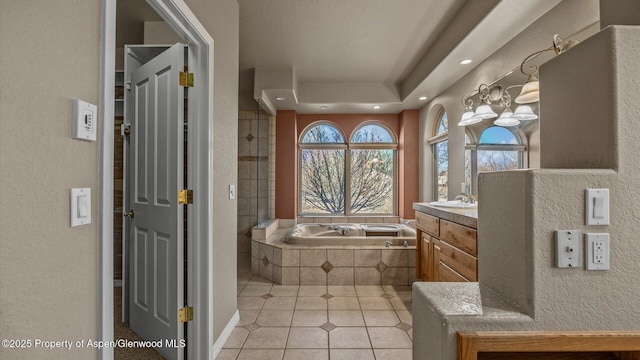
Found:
320,105 -> 328,109
460,59 -> 473,65
275,97 -> 286,101
373,105 -> 381,110
419,96 -> 428,101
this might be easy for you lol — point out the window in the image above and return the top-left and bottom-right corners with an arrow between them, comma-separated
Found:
477,126 -> 524,172
299,122 -> 397,215
464,131 -> 475,194
430,111 -> 448,201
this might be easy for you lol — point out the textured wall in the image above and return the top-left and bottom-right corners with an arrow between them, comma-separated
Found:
183,0 -> 240,346
417,0 -> 600,201
0,1 -> 101,359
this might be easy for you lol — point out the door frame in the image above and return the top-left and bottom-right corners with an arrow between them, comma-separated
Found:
99,1 -> 214,359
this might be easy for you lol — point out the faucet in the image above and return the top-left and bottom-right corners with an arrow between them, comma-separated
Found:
385,241 -> 392,248
403,241 -> 408,248
340,227 -> 349,235
455,194 -> 477,204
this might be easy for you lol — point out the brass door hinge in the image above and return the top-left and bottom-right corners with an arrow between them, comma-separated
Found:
179,71 -> 194,87
178,306 -> 193,323
178,189 -> 193,205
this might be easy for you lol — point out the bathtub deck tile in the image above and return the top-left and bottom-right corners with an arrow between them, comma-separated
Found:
354,250 -> 381,267
300,268 -> 327,285
327,268 -> 354,286
300,249 -> 327,267
354,268 -> 381,285
327,250 -> 354,267
281,250 -> 300,267
381,249 -> 408,267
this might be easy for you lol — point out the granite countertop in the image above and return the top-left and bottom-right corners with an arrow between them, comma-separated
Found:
413,202 -> 477,229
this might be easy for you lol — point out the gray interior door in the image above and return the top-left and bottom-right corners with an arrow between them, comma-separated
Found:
128,43 -> 186,360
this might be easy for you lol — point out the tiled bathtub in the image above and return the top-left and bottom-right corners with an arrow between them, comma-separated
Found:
251,219 -> 417,286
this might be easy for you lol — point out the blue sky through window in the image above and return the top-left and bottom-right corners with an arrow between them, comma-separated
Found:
479,126 -> 519,145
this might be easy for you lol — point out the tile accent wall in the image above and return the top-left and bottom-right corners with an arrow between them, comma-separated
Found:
238,109 -> 275,262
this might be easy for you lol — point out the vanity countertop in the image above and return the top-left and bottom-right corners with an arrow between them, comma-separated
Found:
413,202 -> 477,229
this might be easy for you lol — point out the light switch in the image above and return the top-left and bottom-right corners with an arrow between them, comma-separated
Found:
70,188 -> 91,227
585,189 -> 609,225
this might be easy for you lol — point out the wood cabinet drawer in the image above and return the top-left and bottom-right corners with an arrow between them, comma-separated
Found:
416,211 -> 439,236
436,239 -> 477,281
438,262 -> 469,282
440,219 -> 477,256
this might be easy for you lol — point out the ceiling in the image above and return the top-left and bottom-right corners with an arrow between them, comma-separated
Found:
118,0 -> 564,114
239,0 -> 562,113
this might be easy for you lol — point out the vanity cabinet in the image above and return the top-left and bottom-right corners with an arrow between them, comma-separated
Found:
415,208 -> 478,282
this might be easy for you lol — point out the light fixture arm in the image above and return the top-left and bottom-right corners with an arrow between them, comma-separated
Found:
519,34 -> 575,76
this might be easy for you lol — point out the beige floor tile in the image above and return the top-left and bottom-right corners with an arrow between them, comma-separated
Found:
237,297 -> 265,310
373,348 -> 412,360
270,285 -> 299,297
328,285 -> 357,297
361,310 -> 400,326
238,285 -> 272,297
328,327 -> 371,348
256,310 -> 294,327
328,296 -> 360,310
291,310 -> 328,326
382,285 -> 412,296
355,285 -> 385,296
390,294 -> 412,310
295,296 -> 328,310
283,349 -> 329,360
247,275 -> 274,286
330,349 -> 375,360
395,310 -> 412,326
407,328 -> 413,340
237,310 -> 260,327
298,285 -> 327,296
262,296 -> 297,311
328,310 -> 365,327
215,348 -> 240,360
367,327 -> 412,348
287,327 -> 328,348
237,349 -> 285,360
243,327 -> 289,348
358,297 -> 393,310
222,327 -> 249,348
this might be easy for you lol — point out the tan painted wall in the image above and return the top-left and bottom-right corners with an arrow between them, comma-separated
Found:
0,1 -> 240,358
0,1 -> 101,359
418,0 -> 600,201
182,0 -> 240,345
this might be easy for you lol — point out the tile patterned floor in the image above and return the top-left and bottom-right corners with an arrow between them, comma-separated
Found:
216,270 -> 413,360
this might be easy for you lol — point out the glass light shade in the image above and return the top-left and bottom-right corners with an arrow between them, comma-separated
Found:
494,110 -> 520,127
515,75 -> 540,104
458,109 -> 482,126
512,105 -> 538,120
471,104 -> 498,120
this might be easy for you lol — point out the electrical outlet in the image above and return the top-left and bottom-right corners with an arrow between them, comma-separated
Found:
585,233 -> 610,270
555,230 -> 581,268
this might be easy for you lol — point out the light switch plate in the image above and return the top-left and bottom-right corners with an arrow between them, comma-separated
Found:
555,230 -> 581,268
585,189 -> 609,225
585,233 -> 610,270
70,188 -> 91,227
72,99 -> 97,141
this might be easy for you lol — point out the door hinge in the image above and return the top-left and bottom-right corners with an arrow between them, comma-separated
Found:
178,306 -> 194,323
179,71 -> 194,87
178,189 -> 193,205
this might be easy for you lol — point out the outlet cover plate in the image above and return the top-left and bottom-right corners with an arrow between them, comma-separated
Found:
555,230 -> 581,268
585,233 -> 610,270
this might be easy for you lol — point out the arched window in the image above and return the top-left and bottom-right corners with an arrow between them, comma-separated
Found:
429,110 -> 448,201
298,122 -> 397,215
477,126 -> 525,172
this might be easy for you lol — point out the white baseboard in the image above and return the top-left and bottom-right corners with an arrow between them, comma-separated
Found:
211,310 -> 239,359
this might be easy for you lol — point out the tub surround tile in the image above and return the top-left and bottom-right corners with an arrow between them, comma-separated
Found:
251,258 -> 260,274
273,265 -> 282,284
382,267 -> 408,286
281,250 -> 300,267
281,267 -> 300,285
381,250 -> 407,267
273,248 -> 282,266
300,249 -> 327,267
355,268 -> 381,285
259,262 -> 273,281
327,268 -> 354,285
259,244 -> 274,265
327,250 -> 354,267
300,268 -> 327,285
354,250 -> 381,267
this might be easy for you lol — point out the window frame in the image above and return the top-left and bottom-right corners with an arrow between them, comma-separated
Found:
473,126 -> 527,179
429,109 -> 449,201
298,121 -> 398,216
